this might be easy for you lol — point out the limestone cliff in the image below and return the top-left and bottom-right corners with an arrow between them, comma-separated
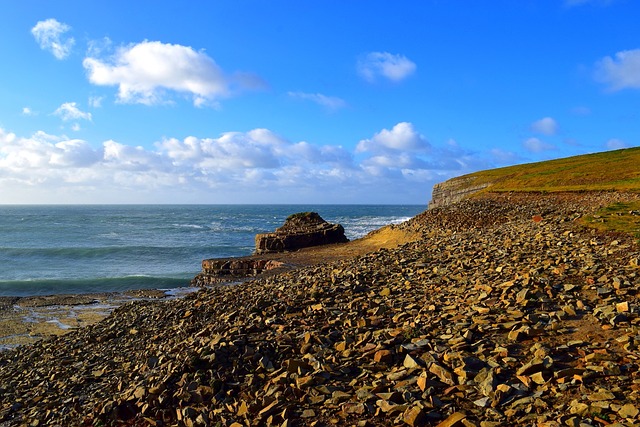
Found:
428,177 -> 490,209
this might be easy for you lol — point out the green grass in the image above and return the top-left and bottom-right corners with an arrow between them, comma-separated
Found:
444,147 -> 640,238
580,201 -> 640,240
457,147 -> 640,193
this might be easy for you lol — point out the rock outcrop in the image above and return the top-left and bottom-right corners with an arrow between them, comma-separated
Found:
428,177 -> 490,209
191,258 -> 285,286
254,212 -> 348,254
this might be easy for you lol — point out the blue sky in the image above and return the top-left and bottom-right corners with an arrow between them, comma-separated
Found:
0,0 -> 638,204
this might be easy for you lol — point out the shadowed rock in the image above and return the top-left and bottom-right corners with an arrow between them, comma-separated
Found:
254,212 -> 349,254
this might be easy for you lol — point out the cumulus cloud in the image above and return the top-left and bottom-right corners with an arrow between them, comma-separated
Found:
595,49 -> 640,91
357,52 -> 416,83
0,130 -> 100,171
606,138 -> 627,150
287,92 -> 347,111
356,122 -> 429,154
31,18 -> 75,60
82,41 -> 262,107
523,137 -> 556,153
530,117 -> 559,135
22,107 -> 35,116
0,123 -> 492,203
54,102 -> 92,121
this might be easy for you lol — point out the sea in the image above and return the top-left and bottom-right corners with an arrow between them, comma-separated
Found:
0,205 -> 425,297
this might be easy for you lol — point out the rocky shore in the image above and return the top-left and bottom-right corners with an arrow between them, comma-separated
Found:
1,192 -> 639,426
0,290 -> 172,350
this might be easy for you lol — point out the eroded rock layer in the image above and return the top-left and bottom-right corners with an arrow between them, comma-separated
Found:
255,212 -> 349,254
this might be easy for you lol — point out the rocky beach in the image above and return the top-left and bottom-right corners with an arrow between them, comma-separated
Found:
1,191 -> 639,426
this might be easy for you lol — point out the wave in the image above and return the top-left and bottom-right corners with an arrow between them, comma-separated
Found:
171,223 -> 206,229
0,275 -> 191,297
0,245 -> 199,258
339,215 -> 413,239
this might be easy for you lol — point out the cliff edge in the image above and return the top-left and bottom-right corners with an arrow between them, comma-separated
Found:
428,147 -> 640,209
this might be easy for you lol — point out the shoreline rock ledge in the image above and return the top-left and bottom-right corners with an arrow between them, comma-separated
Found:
191,212 -> 349,286
254,211 -> 349,254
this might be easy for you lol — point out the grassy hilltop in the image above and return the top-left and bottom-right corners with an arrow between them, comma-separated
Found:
462,147 -> 640,194
443,147 -> 640,239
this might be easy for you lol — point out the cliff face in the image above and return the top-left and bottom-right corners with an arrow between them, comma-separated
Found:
428,177 -> 489,209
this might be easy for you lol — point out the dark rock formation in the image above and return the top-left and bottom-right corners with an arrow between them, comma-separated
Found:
254,212 -> 348,254
191,258 -> 285,286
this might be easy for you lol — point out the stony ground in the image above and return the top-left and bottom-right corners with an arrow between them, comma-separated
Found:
0,290 -> 171,349
1,192 -> 639,427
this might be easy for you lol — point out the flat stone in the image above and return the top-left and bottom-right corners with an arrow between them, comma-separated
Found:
587,391 -> 615,401
436,412 -> 467,427
429,363 -> 456,386
403,406 -> 428,427
374,349 -> 394,364
403,354 -> 422,369
618,403 -> 639,418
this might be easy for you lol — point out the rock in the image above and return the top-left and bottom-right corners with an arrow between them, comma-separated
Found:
194,258 -> 285,283
374,349 -> 394,364
618,403 -> 639,418
436,412 -> 467,427
255,212 -> 349,254
587,391 -> 615,401
403,406 -> 427,426
429,363 -> 456,386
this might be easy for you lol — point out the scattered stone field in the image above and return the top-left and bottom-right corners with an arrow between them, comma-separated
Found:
1,192 -> 639,427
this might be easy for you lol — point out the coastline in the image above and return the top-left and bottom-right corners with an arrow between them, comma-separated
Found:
0,223 -> 419,350
0,289 -> 178,350
2,192 -> 639,426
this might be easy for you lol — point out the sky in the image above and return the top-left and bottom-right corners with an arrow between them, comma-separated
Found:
0,0 -> 638,205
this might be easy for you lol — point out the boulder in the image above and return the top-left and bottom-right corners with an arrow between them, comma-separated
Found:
255,212 -> 349,254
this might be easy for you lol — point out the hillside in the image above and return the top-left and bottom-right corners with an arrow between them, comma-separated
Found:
430,147 -> 640,239
430,147 -> 640,209
447,147 -> 640,194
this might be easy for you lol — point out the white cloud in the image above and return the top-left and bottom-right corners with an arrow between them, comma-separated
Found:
22,107 -> 35,116
356,122 -> 429,153
530,117 -> 559,135
83,41 -> 261,107
357,52 -> 416,83
88,96 -> 104,108
595,49 -> 640,91
288,92 -> 347,111
523,137 -> 556,153
606,138 -> 627,150
0,124 -> 490,204
53,102 -> 92,121
31,18 -> 75,60
0,130 -> 100,171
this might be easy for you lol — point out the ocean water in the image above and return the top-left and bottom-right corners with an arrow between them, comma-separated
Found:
0,205 -> 425,297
